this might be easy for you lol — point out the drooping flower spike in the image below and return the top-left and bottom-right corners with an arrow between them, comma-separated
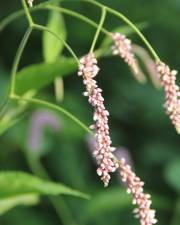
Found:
78,53 -> 119,186
119,158 -> 157,225
157,62 -> 180,133
27,0 -> 34,7
112,33 -> 139,75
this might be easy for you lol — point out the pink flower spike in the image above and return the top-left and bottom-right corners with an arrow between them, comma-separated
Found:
119,158 -> 157,225
78,53 -> 119,186
112,33 -> 139,75
157,62 -> 180,133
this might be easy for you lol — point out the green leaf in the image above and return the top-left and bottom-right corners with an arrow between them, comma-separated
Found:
0,171 -> 90,199
15,57 -> 77,95
43,3 -> 67,62
0,194 -> 39,215
164,159 -> 180,193
101,22 -> 148,49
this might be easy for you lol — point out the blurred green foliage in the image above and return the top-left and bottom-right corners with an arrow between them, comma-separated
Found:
0,0 -> 180,225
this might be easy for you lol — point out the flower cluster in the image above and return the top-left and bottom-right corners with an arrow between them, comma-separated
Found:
119,158 -> 157,225
78,53 -> 119,186
112,32 -> 139,75
27,0 -> 34,7
157,62 -> 180,133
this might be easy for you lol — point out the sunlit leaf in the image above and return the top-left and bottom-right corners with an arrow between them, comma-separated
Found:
15,57 -> 77,95
0,171 -> 90,199
43,1 -> 67,62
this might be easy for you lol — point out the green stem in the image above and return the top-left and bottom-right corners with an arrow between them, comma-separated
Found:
84,0 -> 160,61
10,27 -> 32,97
0,5 -> 110,36
33,24 -> 79,64
25,152 -> 77,225
45,5 -> 110,36
90,7 -> 107,53
53,0 -> 160,61
21,0 -> 34,26
4,0 -> 160,61
10,95 -> 93,135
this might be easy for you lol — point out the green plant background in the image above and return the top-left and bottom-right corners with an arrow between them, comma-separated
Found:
0,0 -> 180,225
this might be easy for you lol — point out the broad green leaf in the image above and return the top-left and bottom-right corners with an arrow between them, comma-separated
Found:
0,194 -> 39,215
43,3 -> 67,62
164,159 -> 180,192
0,171 -> 90,199
15,57 -> 77,95
101,22 -> 148,49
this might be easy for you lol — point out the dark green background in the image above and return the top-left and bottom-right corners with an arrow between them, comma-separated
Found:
0,0 -> 180,225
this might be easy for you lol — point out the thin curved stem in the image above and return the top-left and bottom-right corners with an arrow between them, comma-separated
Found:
52,0 -> 160,61
45,5 -> 110,36
33,24 -> 79,64
0,5 -> 110,36
21,0 -> 34,26
10,27 -> 33,96
4,0 -> 160,61
83,0 -> 160,61
10,95 -> 93,135
90,7 -> 107,53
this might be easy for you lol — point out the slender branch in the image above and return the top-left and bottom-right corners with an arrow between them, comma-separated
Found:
84,0 -> 160,61
33,24 -> 79,64
0,5 -> 110,36
10,27 -> 33,97
21,0 -> 34,26
50,0 -> 160,61
45,5 -> 110,36
10,95 -> 93,135
90,7 -> 107,53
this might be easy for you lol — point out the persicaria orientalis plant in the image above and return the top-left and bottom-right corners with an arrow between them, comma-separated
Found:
0,0 -> 179,224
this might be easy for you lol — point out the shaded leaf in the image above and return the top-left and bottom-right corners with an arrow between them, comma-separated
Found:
0,171 -> 90,199
15,57 -> 77,95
